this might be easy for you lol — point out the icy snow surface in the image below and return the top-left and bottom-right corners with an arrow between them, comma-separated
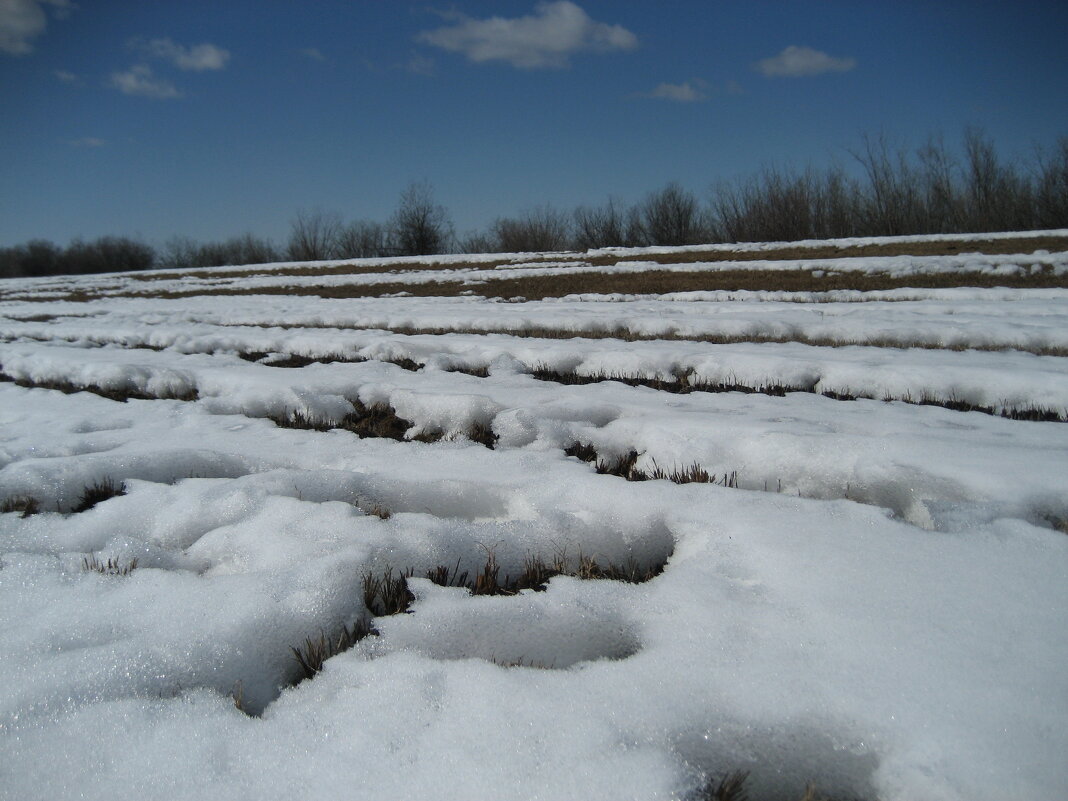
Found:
1,238 -> 1067,801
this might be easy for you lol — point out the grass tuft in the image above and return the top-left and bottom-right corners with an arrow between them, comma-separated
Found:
648,459 -> 714,484
71,477 -> 126,513
570,443 -> 741,487
696,770 -> 750,801
82,554 -> 138,576
0,371 -> 199,403
362,567 -> 417,616
291,620 -> 376,682
285,546 -> 671,691
596,449 -> 640,479
231,681 -> 251,715
446,364 -> 491,378
692,772 -> 840,801
340,401 -> 417,441
363,503 -> 392,520
564,441 -> 599,463
0,495 -> 40,518
466,420 -> 499,448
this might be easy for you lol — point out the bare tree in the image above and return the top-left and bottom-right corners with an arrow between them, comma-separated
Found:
20,239 -> 63,276
811,167 -> 859,239
1034,136 -> 1068,229
962,127 -> 1031,232
336,220 -> 388,258
161,234 -> 278,268
63,236 -> 155,273
287,209 -> 342,261
389,182 -> 453,256
159,235 -> 199,269
712,166 -> 860,243
457,230 -> 497,254
916,135 -> 961,233
636,183 -> 708,246
573,199 -> 635,249
492,205 -> 572,252
851,133 -> 924,236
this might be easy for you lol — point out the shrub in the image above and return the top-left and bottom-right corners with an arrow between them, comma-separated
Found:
389,181 -> 453,256
492,205 -> 572,252
286,209 -> 343,261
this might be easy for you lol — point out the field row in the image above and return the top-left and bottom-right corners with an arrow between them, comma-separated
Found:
2,336 -> 1065,532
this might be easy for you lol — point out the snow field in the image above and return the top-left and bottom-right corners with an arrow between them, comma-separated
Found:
2,241 -> 1067,800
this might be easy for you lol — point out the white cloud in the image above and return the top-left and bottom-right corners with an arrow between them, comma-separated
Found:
0,0 -> 73,56
644,81 -> 706,103
755,45 -> 855,77
53,68 -> 78,82
418,1 -> 637,69
136,37 -> 230,71
300,47 -> 325,62
110,64 -> 181,99
70,136 -> 104,147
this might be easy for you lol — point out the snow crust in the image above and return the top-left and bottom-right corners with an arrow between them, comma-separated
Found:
2,237 -> 1067,801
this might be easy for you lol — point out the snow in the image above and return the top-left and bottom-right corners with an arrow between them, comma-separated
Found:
1,235 -> 1067,801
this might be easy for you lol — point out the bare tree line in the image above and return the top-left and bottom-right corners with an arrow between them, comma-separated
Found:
2,130 -> 1066,279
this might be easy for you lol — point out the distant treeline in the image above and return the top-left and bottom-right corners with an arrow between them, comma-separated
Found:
3,129 -> 1066,279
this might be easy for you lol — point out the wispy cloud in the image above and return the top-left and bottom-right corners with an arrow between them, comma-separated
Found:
0,0 -> 73,56
300,47 -> 326,62
134,37 -> 230,71
110,64 -> 181,99
405,52 -> 435,76
641,81 -> 707,103
70,137 -> 104,148
754,45 -> 856,78
418,1 -> 637,69
53,68 -> 79,83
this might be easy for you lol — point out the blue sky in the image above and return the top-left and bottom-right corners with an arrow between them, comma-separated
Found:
2,0 -> 1067,248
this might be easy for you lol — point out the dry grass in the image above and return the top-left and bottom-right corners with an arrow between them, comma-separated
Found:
53,264 -> 1068,305
213,320 -> 1068,359
236,351 -> 344,368
535,365 -> 1068,422
128,256 -> 525,283
291,620 -> 376,682
237,350 -> 424,372
362,567 -> 417,616
692,770 -> 842,801
287,547 -> 668,698
359,548 -> 669,619
82,233 -> 1068,288
0,495 -> 40,517
696,771 -> 751,801
533,364 -> 795,397
81,554 -> 138,576
362,503 -> 392,520
270,401 -> 498,447
595,234 -> 1068,267
568,442 -> 740,486
27,232 -> 1068,304
270,401 -> 424,442
71,477 -> 126,513
465,420 -> 499,448
473,265 -> 1068,301
444,363 -> 492,378
0,370 -> 199,403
